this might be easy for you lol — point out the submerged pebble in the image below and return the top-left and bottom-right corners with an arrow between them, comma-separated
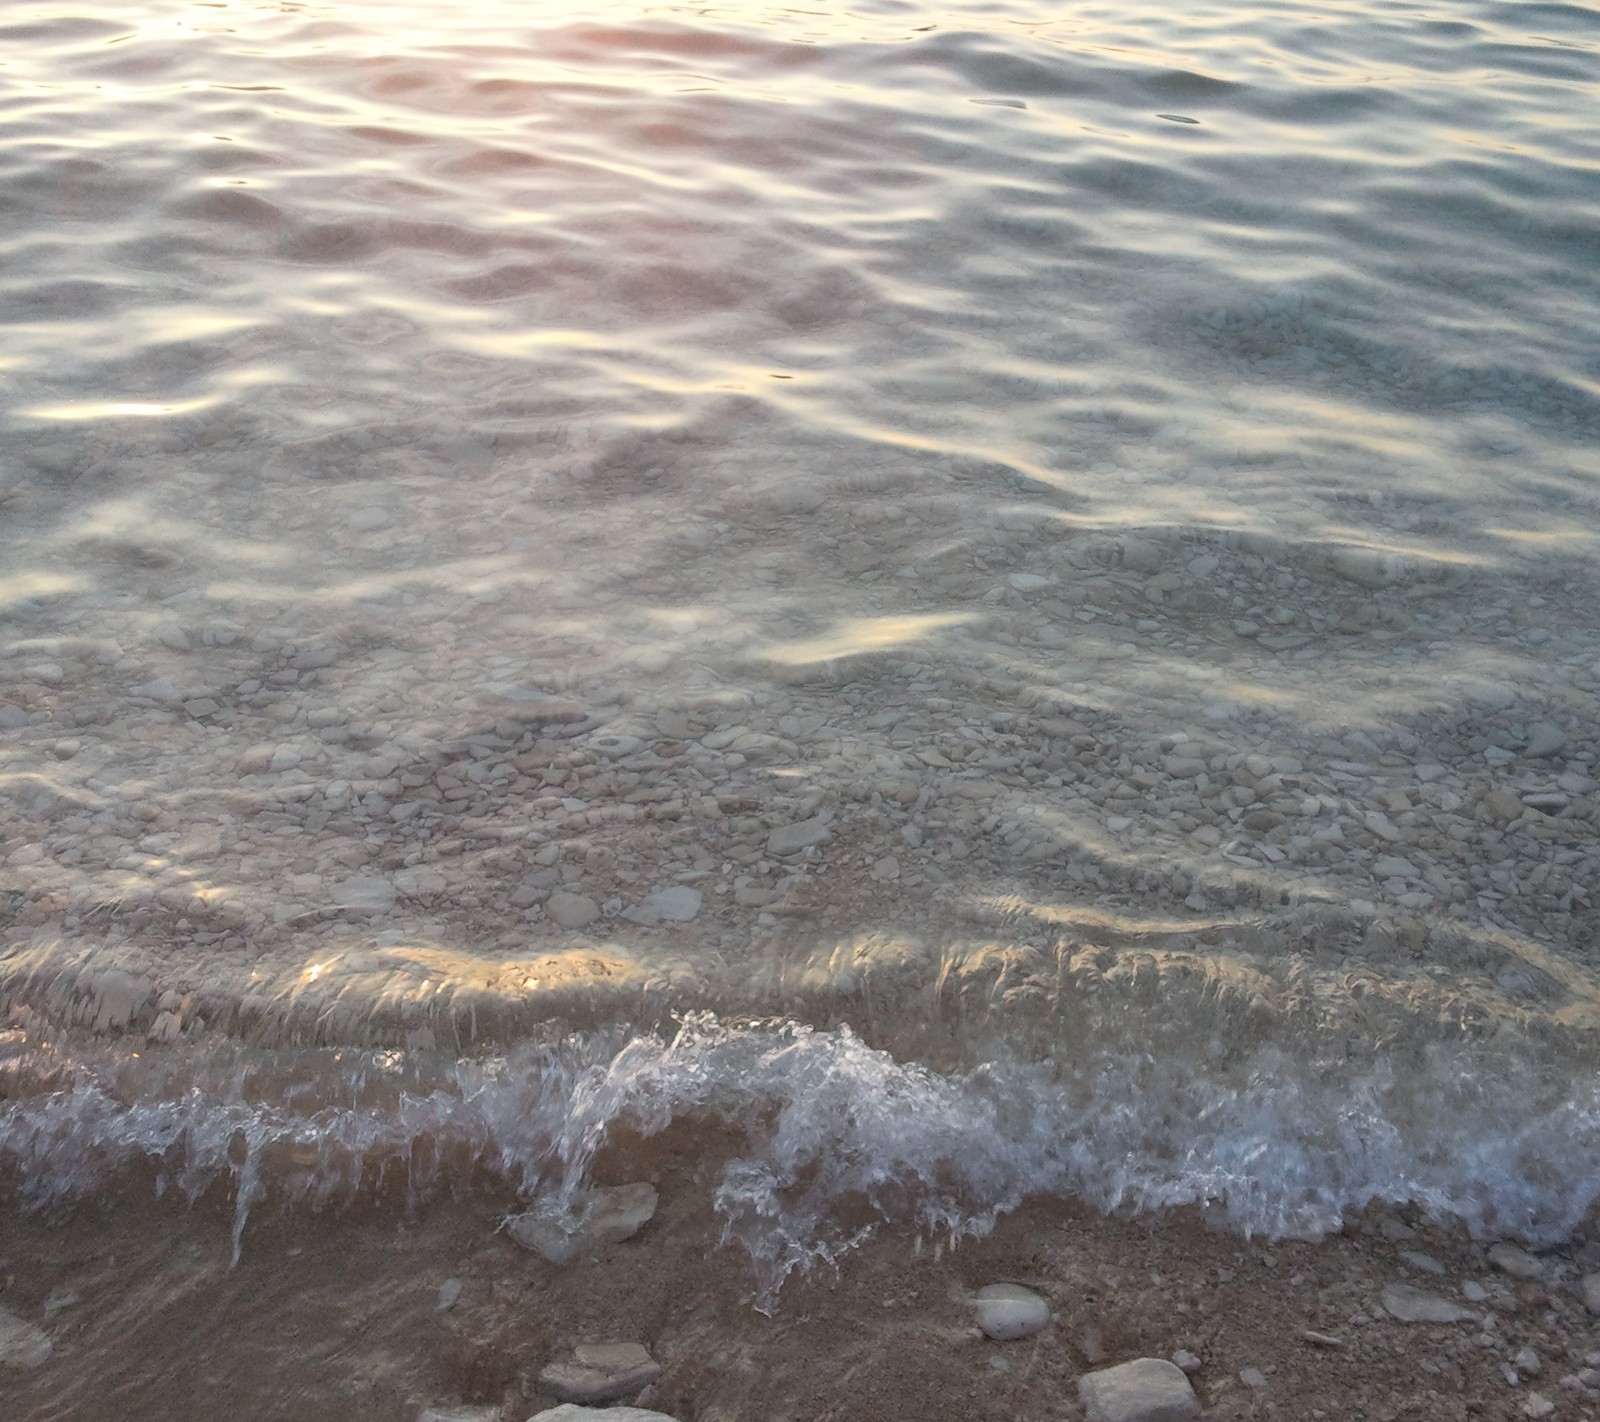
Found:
974,1283 -> 1051,1341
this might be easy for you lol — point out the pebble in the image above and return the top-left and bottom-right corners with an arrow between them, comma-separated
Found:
1523,721 -> 1567,759
546,889 -> 601,930
766,814 -> 832,855
1169,1350 -> 1202,1374
1079,1358 -> 1201,1422
1580,1272 -> 1600,1315
0,1306 -> 52,1369
435,1278 -> 463,1311
641,885 -> 702,922
1487,1242 -> 1544,1279
526,1409 -> 680,1422
506,1183 -> 658,1264
974,1283 -> 1051,1341
418,1408 -> 500,1422
539,1342 -> 662,1403
1381,1284 -> 1477,1323
1523,1395 -> 1555,1418
330,876 -> 397,915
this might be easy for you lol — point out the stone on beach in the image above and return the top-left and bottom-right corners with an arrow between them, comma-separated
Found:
974,1283 -> 1051,1341
1381,1284 -> 1477,1323
418,1408 -> 501,1422
1486,1242 -> 1543,1279
506,1183 -> 659,1264
641,885 -> 702,922
546,889 -> 601,930
1078,1358 -> 1201,1422
1580,1272 -> 1600,1315
766,813 -> 832,855
0,1307 -> 52,1369
330,875 -> 396,914
539,1342 -> 662,1403
526,1408 -> 680,1422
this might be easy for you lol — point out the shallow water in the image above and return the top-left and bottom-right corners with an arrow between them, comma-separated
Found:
2,0 -> 1599,1294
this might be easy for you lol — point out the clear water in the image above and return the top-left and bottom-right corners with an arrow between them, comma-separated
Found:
2,0 -> 1598,1297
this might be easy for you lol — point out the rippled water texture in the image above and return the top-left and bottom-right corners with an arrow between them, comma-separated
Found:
2,0 -> 1599,1270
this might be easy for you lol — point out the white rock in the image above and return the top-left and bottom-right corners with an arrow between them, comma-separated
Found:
1373,855 -> 1419,879
1522,1395 -> 1555,1419
1579,1272 -> 1600,1315
506,1183 -> 658,1264
589,734 -> 646,759
1381,1284 -> 1477,1323
1524,721 -> 1567,759
269,744 -> 302,772
331,876 -> 396,914
1239,1368 -> 1268,1389
539,1342 -> 662,1403
974,1283 -> 1050,1341
1079,1358 -> 1200,1422
546,890 -> 601,930
1488,1242 -> 1544,1279
767,814 -> 832,855
436,1278 -> 462,1311
0,1307 -> 51,1368
642,885 -> 702,922
526,1409 -> 680,1422
1009,572 -> 1051,591
418,1407 -> 500,1422
1169,1350 -> 1202,1375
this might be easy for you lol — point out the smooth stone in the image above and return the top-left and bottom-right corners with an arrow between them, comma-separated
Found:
539,1342 -> 662,1403
546,890 -> 601,930
1328,545 -> 1399,589
1579,1273 -> 1600,1314
641,885 -> 702,922
436,1278 -> 463,1311
1169,1350 -> 1202,1375
1381,1284 -> 1477,1323
767,814 -> 832,855
526,1409 -> 680,1422
1487,1242 -> 1544,1279
1399,1251 -> 1446,1276
1373,855 -> 1419,879
975,1283 -> 1051,1341
331,876 -> 397,914
589,734 -> 646,759
1524,721 -> 1567,758
0,1307 -> 51,1369
506,1183 -> 658,1264
1079,1358 -> 1200,1422
419,1409 -> 500,1422
1009,572 -> 1051,591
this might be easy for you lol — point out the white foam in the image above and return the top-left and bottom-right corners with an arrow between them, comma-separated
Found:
4,1015 -> 1597,1309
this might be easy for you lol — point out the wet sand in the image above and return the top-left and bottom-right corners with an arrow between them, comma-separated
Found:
5,1129 -> 1600,1422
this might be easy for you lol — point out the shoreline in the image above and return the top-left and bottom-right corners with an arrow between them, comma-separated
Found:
4,1149 -> 1599,1421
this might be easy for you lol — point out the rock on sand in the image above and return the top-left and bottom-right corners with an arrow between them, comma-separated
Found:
974,1283 -> 1051,1341
1079,1358 -> 1201,1422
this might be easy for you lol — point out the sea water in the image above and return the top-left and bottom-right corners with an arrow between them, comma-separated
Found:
1,0 -> 1598,1305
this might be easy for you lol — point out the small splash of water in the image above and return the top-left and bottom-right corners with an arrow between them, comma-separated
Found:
4,1013 -> 1597,1308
